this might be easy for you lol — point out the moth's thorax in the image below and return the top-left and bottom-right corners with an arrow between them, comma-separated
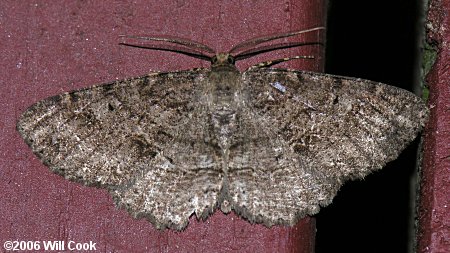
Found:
208,65 -> 241,109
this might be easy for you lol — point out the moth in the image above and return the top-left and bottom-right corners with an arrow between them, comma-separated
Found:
17,27 -> 428,230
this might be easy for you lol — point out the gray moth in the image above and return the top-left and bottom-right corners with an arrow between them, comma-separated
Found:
17,27 -> 428,230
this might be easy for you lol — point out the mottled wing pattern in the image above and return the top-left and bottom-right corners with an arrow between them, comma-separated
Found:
17,69 -> 223,230
227,69 -> 428,226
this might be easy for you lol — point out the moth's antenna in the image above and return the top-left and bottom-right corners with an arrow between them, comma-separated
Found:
119,42 -> 212,62
119,35 -> 215,54
119,35 -> 215,61
229,26 -> 325,55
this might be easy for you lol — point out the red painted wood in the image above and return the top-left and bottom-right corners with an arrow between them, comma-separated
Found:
417,0 -> 450,251
1,1 -> 326,252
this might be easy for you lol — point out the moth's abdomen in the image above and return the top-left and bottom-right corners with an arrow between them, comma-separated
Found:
211,110 -> 239,151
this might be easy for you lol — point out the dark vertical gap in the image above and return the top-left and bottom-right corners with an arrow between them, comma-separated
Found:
316,0 -> 423,252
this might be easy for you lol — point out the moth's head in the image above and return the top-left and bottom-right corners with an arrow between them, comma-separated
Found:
211,53 -> 236,69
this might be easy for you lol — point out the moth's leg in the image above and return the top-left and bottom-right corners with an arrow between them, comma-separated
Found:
247,56 -> 314,70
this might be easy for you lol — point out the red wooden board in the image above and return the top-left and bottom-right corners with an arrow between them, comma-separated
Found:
1,1 -> 325,252
417,0 -> 450,251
